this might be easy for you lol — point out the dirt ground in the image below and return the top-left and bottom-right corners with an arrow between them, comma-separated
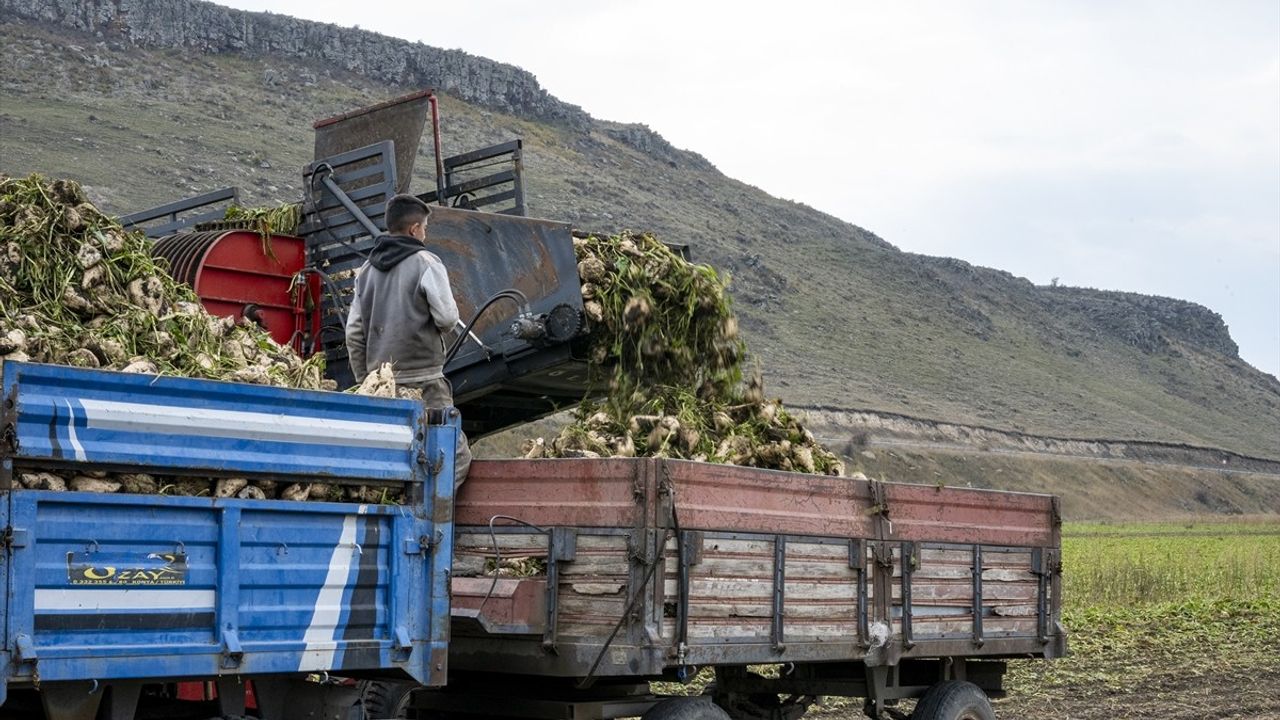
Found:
994,663 -> 1280,720
799,612 -> 1280,719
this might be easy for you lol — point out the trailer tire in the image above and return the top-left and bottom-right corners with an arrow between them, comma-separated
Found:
642,697 -> 733,720
359,680 -> 418,719
911,680 -> 995,720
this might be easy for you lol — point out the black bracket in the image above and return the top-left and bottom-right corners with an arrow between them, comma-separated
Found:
771,535 -> 787,653
850,538 -> 870,648
676,529 -> 702,659
1033,548 -> 1061,644
1,385 -> 17,491
972,544 -> 985,647
542,527 -> 577,654
900,542 -> 917,650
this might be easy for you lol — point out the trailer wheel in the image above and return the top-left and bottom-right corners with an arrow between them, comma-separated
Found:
910,680 -> 994,720
359,680 -> 418,719
642,697 -> 732,720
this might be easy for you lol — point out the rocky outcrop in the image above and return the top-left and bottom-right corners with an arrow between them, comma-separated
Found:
599,121 -> 714,172
914,254 -> 1239,357
1045,286 -> 1239,357
0,0 -> 592,128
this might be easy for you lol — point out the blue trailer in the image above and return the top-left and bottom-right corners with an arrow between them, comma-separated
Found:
0,361 -> 456,720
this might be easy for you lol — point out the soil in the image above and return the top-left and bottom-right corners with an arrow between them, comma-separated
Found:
994,665 -> 1280,719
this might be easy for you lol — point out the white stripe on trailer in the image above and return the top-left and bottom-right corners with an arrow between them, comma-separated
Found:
64,400 -> 87,462
298,515 -> 360,672
35,588 -> 216,611
77,398 -> 412,450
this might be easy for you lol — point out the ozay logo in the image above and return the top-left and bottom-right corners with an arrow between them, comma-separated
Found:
67,552 -> 189,586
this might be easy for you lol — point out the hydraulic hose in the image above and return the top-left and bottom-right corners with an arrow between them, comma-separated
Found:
444,289 -> 530,367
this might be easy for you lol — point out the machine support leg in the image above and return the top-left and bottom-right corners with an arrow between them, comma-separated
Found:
39,681 -> 105,720
863,665 -> 889,719
216,676 -> 247,716
103,682 -> 143,720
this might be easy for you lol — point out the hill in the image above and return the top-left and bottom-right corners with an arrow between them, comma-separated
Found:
2,0 -> 1278,460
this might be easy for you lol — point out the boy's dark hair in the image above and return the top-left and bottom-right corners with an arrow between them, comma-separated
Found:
384,194 -> 431,234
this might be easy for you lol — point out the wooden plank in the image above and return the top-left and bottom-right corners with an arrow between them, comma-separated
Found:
912,619 -> 974,636
991,604 -> 1038,617
920,548 -> 974,564
982,550 -> 1034,566
452,556 -> 487,577
665,578 -> 860,602
665,578 -> 774,600
783,624 -> 860,640
666,557 -> 850,581
786,542 -> 854,561
456,533 -> 547,551
675,620 -> 773,641
560,595 -> 627,616
909,565 -> 1037,582
697,538 -> 775,555
566,582 -> 625,596
681,600 -> 857,620
892,584 -> 1035,602
982,568 -> 1036,582
456,533 -> 628,552
982,617 -> 1039,635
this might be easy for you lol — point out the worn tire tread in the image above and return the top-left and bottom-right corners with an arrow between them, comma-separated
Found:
359,680 -> 418,719
642,697 -> 733,720
912,680 -> 995,720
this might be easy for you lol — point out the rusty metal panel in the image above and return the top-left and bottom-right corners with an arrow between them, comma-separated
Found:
881,484 -> 1055,547
427,207 -> 590,436
456,459 -> 644,529
451,577 -> 547,636
660,460 -> 877,537
313,89 -> 431,194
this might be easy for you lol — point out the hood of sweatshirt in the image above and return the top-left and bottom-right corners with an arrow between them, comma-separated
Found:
368,234 -> 425,271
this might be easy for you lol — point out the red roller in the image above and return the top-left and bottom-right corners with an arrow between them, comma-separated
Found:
151,229 -> 320,355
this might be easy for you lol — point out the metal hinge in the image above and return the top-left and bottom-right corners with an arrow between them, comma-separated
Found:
220,628 -> 243,669
1,526 -> 28,551
866,479 -> 893,535
15,633 -> 37,663
405,532 -> 440,556
871,541 -> 894,569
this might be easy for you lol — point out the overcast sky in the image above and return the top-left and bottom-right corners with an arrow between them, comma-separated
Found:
225,0 -> 1280,376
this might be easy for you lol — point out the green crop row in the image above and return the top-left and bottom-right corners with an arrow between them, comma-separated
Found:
1061,521 -> 1280,609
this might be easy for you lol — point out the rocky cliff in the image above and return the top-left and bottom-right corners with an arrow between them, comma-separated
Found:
0,0 -> 593,126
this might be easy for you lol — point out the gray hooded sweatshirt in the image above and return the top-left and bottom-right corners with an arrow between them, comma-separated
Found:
345,235 -> 460,385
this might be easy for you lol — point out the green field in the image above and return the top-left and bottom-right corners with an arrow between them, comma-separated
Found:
997,519 -> 1280,719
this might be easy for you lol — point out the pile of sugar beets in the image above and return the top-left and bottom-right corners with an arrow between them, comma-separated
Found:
0,174 -> 841,503
0,174 -> 404,502
524,230 -> 844,476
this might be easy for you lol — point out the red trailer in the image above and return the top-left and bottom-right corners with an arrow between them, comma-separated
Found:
377,458 -> 1066,720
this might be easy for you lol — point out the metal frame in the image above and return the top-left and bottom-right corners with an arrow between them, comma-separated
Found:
298,141 -> 398,388
120,187 -> 240,238
419,139 -> 527,216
